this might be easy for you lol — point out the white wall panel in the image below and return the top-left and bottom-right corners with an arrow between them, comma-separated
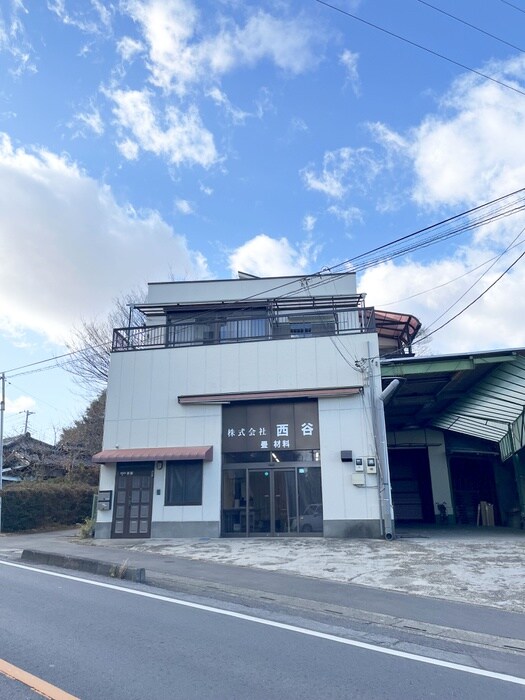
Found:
106,335 -> 369,443
146,274 -> 357,306
319,396 -> 381,522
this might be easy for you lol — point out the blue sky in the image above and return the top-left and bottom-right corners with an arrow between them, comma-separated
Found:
2,0 -> 525,442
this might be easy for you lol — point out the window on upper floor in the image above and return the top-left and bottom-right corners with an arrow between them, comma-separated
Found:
167,307 -> 269,345
276,313 -> 337,339
220,316 -> 268,341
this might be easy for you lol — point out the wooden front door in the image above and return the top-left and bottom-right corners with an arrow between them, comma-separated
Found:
112,466 -> 154,538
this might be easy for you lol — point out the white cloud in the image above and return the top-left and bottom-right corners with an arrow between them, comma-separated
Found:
340,49 -> 359,95
175,198 -> 194,214
121,0 -> 199,94
207,86 -> 249,124
0,0 -> 36,76
47,0 -> 112,34
219,11 -> 321,74
301,147 -> 380,199
302,215 -> 316,232
117,36 -> 145,62
0,133 -> 210,344
360,251 -> 525,355
72,105 -> 104,136
411,79 -> 525,208
91,0 -> 112,30
228,234 -> 316,278
368,121 -> 408,153
327,205 -> 362,226
367,57 -> 525,211
117,138 -> 139,160
291,117 -> 308,133
109,89 -> 218,167
350,57 -> 525,355
6,395 -> 36,414
121,0 -> 321,95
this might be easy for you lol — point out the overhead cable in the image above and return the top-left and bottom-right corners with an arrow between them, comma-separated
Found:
5,188 -> 525,378
315,0 -> 525,98
416,0 -> 525,54
413,249 -> 525,345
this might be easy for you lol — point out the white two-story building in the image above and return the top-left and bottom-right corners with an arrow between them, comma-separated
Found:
94,273 -> 419,539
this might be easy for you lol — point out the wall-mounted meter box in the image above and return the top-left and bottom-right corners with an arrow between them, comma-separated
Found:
97,490 -> 113,511
366,458 -> 377,474
354,457 -> 364,472
352,472 -> 365,486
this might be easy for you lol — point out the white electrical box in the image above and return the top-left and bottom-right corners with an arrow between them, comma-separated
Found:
354,457 -> 364,472
352,472 -> 365,486
366,457 -> 377,474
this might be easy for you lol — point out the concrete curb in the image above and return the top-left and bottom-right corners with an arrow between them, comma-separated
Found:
21,549 -> 146,583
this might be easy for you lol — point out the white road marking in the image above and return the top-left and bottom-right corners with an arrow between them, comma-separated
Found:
1,559 -> 524,687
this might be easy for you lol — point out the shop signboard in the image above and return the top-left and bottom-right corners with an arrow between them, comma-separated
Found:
222,400 -> 319,452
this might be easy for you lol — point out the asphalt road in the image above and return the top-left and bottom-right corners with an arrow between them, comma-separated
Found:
1,560 -> 524,700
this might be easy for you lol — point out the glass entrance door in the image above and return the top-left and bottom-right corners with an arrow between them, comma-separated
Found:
248,470 -> 271,534
273,470 -> 298,533
222,466 -> 323,536
248,469 -> 303,536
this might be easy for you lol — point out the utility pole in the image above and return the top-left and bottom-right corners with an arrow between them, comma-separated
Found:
0,373 -> 5,533
366,345 -> 395,540
23,409 -> 35,434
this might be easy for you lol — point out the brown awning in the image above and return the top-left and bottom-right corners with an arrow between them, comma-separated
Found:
374,309 -> 421,344
178,387 -> 362,404
92,446 -> 213,464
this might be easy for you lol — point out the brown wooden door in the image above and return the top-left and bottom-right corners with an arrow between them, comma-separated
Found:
112,467 -> 153,538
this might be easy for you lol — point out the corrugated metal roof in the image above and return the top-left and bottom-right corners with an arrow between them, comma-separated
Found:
382,349 -> 525,460
432,355 -> 525,449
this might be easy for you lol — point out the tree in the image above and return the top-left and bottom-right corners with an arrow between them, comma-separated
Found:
64,288 -> 145,393
59,391 -> 106,475
412,325 -> 433,356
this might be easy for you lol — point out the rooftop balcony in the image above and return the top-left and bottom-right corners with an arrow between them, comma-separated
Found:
112,297 -> 419,356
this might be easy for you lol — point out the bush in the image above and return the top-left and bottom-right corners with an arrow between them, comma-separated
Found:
0,479 -> 96,533
65,464 -> 100,486
78,516 -> 96,538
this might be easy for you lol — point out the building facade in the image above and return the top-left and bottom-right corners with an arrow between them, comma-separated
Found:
94,273 -> 409,539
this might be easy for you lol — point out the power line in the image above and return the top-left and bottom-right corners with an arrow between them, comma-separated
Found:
414,249 -> 525,345
5,188 -> 525,380
2,342 -> 110,377
305,188 -> 525,282
6,379 -> 63,412
416,0 -> 525,54
500,0 -> 525,16
423,225 -> 525,332
315,0 -> 525,98
375,239 -> 525,306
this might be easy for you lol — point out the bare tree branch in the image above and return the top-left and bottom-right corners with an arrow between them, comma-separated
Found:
64,288 -> 146,393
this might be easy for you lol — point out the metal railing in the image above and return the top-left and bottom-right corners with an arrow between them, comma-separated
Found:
112,307 -> 377,352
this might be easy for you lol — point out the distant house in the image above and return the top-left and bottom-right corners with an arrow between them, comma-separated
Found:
2,433 -> 67,482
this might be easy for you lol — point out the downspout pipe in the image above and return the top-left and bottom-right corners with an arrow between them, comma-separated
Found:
379,378 -> 405,406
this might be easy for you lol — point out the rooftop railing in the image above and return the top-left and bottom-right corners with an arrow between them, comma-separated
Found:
112,307 -> 377,352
